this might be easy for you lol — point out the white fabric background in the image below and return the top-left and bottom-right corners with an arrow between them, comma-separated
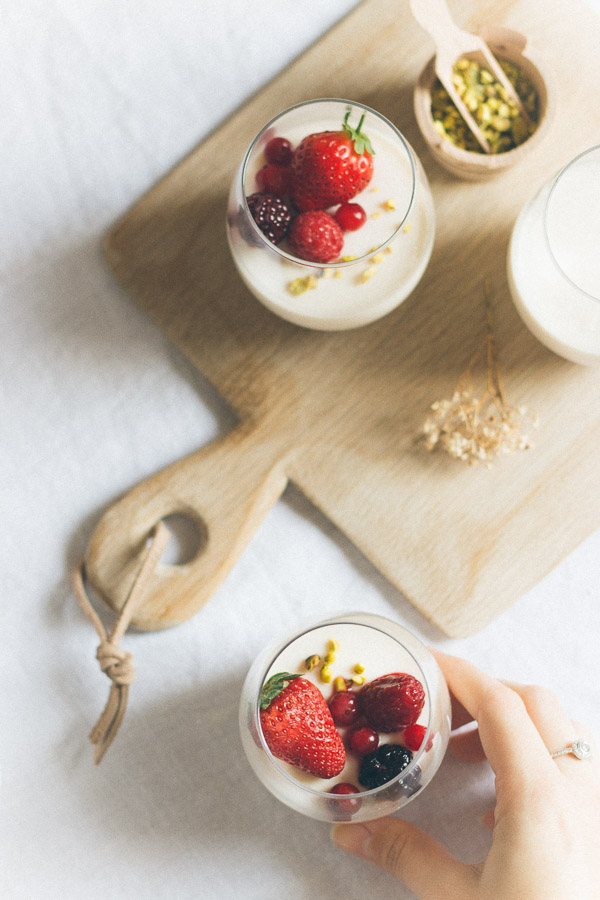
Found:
2,2 -> 599,898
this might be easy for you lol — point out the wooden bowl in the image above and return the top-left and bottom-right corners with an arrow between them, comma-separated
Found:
413,25 -> 555,180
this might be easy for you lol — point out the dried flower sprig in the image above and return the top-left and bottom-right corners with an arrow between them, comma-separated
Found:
422,282 -> 539,466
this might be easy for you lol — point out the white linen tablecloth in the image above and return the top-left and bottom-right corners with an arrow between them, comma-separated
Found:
2,2 -> 599,898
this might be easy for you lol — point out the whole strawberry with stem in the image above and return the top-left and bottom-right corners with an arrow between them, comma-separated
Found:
358,672 -> 425,733
291,108 -> 375,212
260,672 -> 346,778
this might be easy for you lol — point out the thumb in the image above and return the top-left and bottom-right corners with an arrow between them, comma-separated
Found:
331,817 -> 477,900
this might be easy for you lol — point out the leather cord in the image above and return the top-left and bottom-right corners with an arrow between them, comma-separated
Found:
72,521 -> 171,764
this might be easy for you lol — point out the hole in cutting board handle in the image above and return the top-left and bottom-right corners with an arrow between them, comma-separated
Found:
157,512 -> 207,566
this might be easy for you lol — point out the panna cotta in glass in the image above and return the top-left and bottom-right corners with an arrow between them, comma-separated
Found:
239,613 -> 451,822
507,145 -> 600,364
226,99 -> 435,331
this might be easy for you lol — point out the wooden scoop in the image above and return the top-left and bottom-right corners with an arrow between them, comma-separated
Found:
409,0 -> 530,153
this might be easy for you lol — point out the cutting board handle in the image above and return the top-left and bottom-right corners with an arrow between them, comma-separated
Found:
84,424 -> 290,630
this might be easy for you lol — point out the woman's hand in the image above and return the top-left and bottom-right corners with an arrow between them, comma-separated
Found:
331,649 -> 599,899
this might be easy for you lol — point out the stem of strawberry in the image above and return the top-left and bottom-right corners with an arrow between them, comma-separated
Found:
260,672 -> 300,709
343,108 -> 375,156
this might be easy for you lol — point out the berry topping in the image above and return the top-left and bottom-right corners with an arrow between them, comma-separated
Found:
259,672 -> 346,779
329,690 -> 360,727
265,136 -> 293,166
288,210 -> 344,263
348,725 -> 379,757
291,109 -> 374,212
402,723 -> 429,752
359,672 -> 425,732
328,782 -> 362,818
335,202 -> 367,232
329,782 -> 360,795
358,743 -> 413,790
246,192 -> 292,245
255,163 -> 292,195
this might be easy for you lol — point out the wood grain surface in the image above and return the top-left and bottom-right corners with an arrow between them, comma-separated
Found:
88,0 -> 600,637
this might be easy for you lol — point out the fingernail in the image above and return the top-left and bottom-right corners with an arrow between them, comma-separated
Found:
331,823 -> 373,860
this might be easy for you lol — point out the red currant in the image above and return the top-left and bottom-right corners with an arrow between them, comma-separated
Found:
328,782 -> 361,818
403,724 -> 431,752
348,726 -> 379,756
265,137 -> 293,166
255,163 -> 292,195
334,202 -> 367,232
328,690 -> 360,727
330,782 -> 360,795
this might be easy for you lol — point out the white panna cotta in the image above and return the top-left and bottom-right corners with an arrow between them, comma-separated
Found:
239,613 -> 451,822
507,146 -> 600,364
262,621 -> 431,791
227,100 -> 435,331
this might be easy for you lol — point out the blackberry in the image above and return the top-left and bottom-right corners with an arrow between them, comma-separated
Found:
398,764 -> 422,798
246,191 -> 292,245
358,743 -> 413,790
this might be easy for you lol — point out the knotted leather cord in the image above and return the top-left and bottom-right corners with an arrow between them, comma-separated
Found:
72,521 -> 171,764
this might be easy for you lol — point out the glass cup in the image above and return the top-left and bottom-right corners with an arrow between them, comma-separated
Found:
239,613 -> 451,822
226,98 -> 435,331
507,145 -> 600,364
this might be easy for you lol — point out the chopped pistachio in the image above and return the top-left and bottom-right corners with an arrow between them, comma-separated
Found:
320,664 -> 333,683
288,275 -> 318,295
305,654 -> 320,671
430,56 -> 539,154
359,266 -> 377,283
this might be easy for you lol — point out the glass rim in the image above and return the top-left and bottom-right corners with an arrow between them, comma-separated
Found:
254,616 -> 433,802
240,97 -> 417,269
543,144 -> 600,303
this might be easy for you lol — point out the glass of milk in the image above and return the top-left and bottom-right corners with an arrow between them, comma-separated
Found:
226,99 -> 435,331
507,145 -> 600,364
239,613 -> 451,822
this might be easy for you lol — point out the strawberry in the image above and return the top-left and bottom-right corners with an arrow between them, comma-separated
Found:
288,210 -> 344,263
260,672 -> 346,778
358,673 -> 425,733
291,109 -> 375,211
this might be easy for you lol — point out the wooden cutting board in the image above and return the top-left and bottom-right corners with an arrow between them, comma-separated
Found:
88,0 -> 600,637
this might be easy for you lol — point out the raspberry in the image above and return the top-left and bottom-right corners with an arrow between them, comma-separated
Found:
255,163 -> 292,195
358,673 -> 425,732
335,202 -> 367,232
246,192 -> 292,245
288,210 -> 344,263
358,743 -> 413,790
329,691 -> 360,727
403,724 -> 429,752
265,137 -> 293,166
